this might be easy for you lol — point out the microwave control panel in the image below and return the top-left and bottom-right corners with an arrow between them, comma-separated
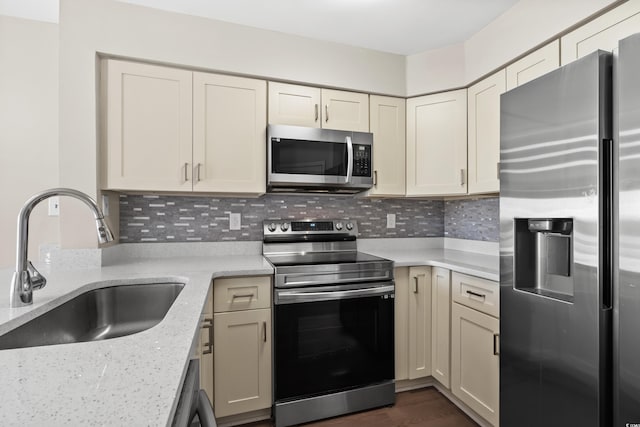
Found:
353,145 -> 371,177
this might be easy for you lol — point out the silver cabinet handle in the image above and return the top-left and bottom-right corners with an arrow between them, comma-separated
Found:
345,136 -> 353,183
466,289 -> 486,299
374,170 -> 378,187
325,104 -> 329,122
196,163 -> 202,182
184,162 -> 189,182
202,317 -> 213,355
493,333 -> 500,355
497,162 -> 500,180
413,276 -> 419,293
262,321 -> 267,343
232,293 -> 254,300
460,169 -> 465,186
314,104 -> 319,122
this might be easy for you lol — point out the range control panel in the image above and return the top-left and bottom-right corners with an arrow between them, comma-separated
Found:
263,219 -> 358,237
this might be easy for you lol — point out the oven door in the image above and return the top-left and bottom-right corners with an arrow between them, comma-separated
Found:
274,281 -> 394,403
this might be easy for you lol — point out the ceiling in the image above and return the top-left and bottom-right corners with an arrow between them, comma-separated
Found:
0,0 -> 520,55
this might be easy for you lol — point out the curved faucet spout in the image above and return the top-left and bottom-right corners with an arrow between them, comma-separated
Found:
10,188 -> 114,308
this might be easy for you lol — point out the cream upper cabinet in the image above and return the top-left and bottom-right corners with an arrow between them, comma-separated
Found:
467,70 -> 505,195
506,40 -> 560,91
561,0 -> 640,65
406,89 -> 467,196
368,95 -> 406,196
431,267 -> 451,389
103,60 -> 267,194
268,82 -> 369,131
268,82 -> 321,128
104,60 -> 193,192
408,266 -> 432,380
212,276 -> 272,419
193,72 -> 266,194
321,88 -> 369,132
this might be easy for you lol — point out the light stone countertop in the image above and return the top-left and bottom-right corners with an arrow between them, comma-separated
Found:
0,255 -> 273,427
0,239 -> 498,426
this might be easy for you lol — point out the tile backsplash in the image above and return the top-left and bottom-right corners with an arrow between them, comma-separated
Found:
118,194 -> 498,243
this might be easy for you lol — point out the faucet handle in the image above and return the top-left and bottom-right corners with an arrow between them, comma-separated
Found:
27,261 -> 47,290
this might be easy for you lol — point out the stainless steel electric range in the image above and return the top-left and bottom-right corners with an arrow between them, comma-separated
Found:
262,219 -> 395,427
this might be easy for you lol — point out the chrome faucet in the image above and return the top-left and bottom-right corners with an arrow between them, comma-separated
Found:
10,188 -> 114,308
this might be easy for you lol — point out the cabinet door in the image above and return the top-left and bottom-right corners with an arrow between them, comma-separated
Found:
408,266 -> 432,380
200,286 -> 214,403
431,267 -> 451,388
368,95 -> 406,196
213,308 -> 272,418
451,302 -> 499,426
468,70 -> 505,195
561,0 -> 640,65
104,60 -> 192,191
394,267 -> 410,381
506,40 -> 559,91
268,82 -> 320,128
193,73 -> 267,194
321,88 -> 369,132
406,89 -> 467,196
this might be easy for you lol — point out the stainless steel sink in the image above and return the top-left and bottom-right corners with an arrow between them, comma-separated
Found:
0,282 -> 184,350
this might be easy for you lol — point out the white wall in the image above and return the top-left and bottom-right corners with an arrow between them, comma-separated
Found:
406,0 -> 619,96
0,16 -> 59,268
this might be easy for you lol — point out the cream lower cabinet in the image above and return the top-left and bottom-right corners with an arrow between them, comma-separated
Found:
103,59 -> 266,194
561,0 -> 640,65
199,286 -> 214,403
268,82 -> 369,132
467,71 -> 505,195
395,267 -> 432,381
368,95 -> 406,196
212,276 -> 272,419
451,272 -> 500,426
431,267 -> 451,388
406,90 -> 467,196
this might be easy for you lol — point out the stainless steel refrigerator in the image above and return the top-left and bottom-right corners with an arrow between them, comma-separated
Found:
500,33 -> 640,426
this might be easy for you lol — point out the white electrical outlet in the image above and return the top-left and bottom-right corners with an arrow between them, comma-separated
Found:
229,213 -> 241,230
48,197 -> 60,216
387,213 -> 396,228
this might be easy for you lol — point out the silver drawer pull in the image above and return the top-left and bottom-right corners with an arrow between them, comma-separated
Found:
262,321 -> 267,343
493,333 -> 500,355
466,290 -> 486,299
413,277 -> 419,293
184,162 -> 189,182
315,104 -> 319,122
232,293 -> 254,299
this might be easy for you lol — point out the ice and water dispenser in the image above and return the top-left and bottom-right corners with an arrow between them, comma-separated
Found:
514,218 -> 574,302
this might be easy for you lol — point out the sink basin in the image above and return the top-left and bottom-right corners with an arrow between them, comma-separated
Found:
0,282 -> 184,350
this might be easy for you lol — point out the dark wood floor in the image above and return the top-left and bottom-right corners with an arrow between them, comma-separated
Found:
241,387 -> 478,427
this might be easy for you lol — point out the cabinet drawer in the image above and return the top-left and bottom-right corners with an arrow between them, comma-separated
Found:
213,276 -> 272,313
451,272 -> 499,318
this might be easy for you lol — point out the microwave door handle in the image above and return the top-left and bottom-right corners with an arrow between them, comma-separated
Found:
346,136 -> 353,183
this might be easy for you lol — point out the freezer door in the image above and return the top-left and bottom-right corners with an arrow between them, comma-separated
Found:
615,33 -> 640,427
500,50 -> 612,427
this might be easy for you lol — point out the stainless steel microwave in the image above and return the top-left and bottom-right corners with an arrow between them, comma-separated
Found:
267,124 -> 374,194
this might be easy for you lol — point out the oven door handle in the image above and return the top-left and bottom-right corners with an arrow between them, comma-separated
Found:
276,284 -> 394,304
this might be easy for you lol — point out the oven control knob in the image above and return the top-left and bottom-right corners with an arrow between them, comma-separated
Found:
335,222 -> 343,230
268,222 -> 277,232
346,222 -> 354,230
280,222 -> 289,232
